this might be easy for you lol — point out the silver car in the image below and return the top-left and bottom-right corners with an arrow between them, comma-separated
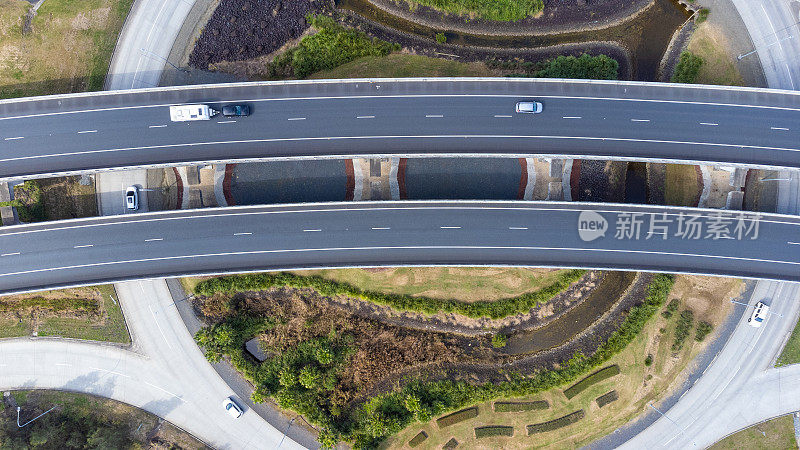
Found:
516,101 -> 543,114
125,186 -> 138,211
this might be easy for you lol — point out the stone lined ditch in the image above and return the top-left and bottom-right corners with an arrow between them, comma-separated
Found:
336,0 -> 691,80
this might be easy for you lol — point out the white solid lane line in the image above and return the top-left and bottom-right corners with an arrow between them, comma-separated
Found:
287,117 -> 306,121
700,122 -> 719,126
440,226 -> 461,229
631,119 -> 650,122
494,115 -> 513,118
73,244 -> 93,248
371,227 -> 391,230
508,227 -> 528,230
77,130 -> 97,134
357,115 -> 375,119
148,125 -> 167,128
233,232 -> 252,236
562,116 -> 582,119
303,229 -> 322,232
771,127 -> 790,131
425,114 -> 444,118
144,238 -> 164,242
0,252 -> 20,256
218,120 -> 236,124
4,136 -> 23,140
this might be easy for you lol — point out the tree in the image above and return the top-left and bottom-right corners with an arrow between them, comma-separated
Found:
671,51 -> 703,84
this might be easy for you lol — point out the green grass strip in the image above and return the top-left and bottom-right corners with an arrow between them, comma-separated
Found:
436,407 -> 479,427
408,431 -> 428,447
194,269 -> 585,319
475,426 -> 514,438
563,364 -> 620,399
0,297 -> 98,314
493,400 -> 548,412
526,410 -> 585,435
595,390 -> 618,408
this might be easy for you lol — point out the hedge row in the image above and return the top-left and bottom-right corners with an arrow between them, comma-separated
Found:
672,309 -> 694,351
0,296 -> 98,314
443,438 -> 459,449
563,365 -> 620,399
475,426 -> 514,438
194,269 -> 585,319
436,407 -> 479,428
493,400 -> 549,412
408,431 -> 427,447
526,410 -> 585,435
595,390 -> 618,408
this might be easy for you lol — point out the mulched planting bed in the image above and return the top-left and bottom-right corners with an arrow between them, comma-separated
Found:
526,409 -> 585,435
494,400 -> 549,412
189,0 -> 319,69
475,425 -> 514,438
443,437 -> 459,449
596,390 -> 619,408
408,430 -> 428,447
563,364 -> 620,399
436,407 -> 479,428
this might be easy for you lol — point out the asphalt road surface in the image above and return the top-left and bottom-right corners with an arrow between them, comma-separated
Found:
2,79 -> 800,179
0,201 -> 796,294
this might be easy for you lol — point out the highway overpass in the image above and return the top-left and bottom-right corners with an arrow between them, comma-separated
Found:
0,200 -> 796,295
1,78 -> 800,180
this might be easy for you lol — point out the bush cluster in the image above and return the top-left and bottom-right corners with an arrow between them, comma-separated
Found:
535,54 -> 619,80
662,299 -> 679,319
475,426 -> 514,438
408,431 -> 428,447
268,16 -> 399,79
596,390 -> 619,408
644,354 -> 653,366
194,269 -> 585,320
526,410 -> 585,435
672,309 -> 694,351
695,321 -> 713,342
671,51 -> 704,84
563,365 -> 620,399
435,407 -> 479,427
196,274 -> 674,448
0,180 -> 45,223
492,333 -> 508,348
493,400 -> 548,412
408,0 -> 543,21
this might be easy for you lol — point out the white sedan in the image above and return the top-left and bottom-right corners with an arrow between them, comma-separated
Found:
125,186 -> 139,211
516,101 -> 543,114
223,397 -> 243,418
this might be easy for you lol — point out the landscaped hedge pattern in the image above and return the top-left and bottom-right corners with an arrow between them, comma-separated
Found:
563,365 -> 620,399
408,431 -> 428,447
475,426 -> 514,438
526,410 -> 585,435
443,438 -> 459,449
194,269 -> 585,319
195,274 -> 674,449
595,390 -> 618,408
436,407 -> 479,428
494,400 -> 548,412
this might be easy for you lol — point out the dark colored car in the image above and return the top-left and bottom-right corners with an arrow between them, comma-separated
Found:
221,104 -> 250,117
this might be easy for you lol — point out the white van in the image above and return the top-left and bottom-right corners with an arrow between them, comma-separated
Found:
748,301 -> 769,328
169,104 -> 218,122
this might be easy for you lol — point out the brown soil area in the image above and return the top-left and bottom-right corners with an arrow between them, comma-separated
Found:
0,288 -> 105,329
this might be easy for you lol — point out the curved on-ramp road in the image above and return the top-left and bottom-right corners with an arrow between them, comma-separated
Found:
0,200 -> 796,295
2,79 -> 800,180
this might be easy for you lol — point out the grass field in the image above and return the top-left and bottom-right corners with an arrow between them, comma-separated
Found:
776,315 -> 800,367
709,414 -> 798,450
686,22 -> 744,86
387,275 -> 741,449
290,267 -> 569,302
0,0 -> 133,99
0,285 -> 129,343
309,54 -> 494,79
665,164 -> 700,206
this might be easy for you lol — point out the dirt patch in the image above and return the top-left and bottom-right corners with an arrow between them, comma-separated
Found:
668,275 -> 741,324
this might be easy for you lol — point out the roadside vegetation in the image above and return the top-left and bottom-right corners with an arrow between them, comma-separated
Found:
309,53 -> 493,79
686,22 -> 745,86
189,268 -> 585,319
664,164 -> 700,206
0,390 -> 205,448
671,51 -> 704,84
0,177 -> 97,224
776,315 -> 800,367
0,285 -> 129,343
403,0 -> 544,21
0,0 -> 134,99
709,413 -> 798,450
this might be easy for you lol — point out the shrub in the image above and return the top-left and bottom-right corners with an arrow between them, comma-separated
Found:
0,180 -> 46,223
194,269 -> 585,320
492,333 -> 508,348
526,410 -> 585,434
493,400 -> 548,412
563,365 -> 621,399
475,426 -> 514,438
672,309 -> 694,351
436,407 -> 479,428
407,0 -> 543,21
408,431 -> 428,447
435,32 -> 447,44
596,390 -> 618,408
671,51 -> 704,84
695,321 -> 713,342
644,354 -> 653,366
696,8 -> 709,24
536,54 -> 619,80
662,299 -> 679,319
